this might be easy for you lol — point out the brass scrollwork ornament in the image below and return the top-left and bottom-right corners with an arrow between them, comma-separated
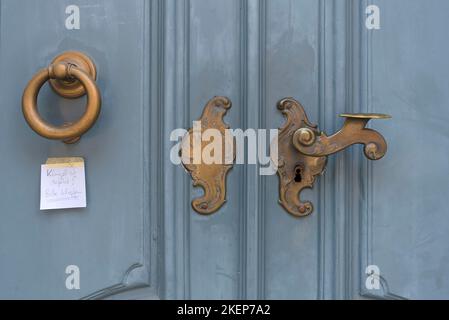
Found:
275,98 -> 327,217
181,96 -> 234,215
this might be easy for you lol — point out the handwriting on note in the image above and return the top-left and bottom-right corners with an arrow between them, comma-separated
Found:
40,157 -> 86,210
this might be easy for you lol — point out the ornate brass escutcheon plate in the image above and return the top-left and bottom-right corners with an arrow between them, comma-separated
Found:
275,98 -> 327,217
49,51 -> 97,99
181,96 -> 234,215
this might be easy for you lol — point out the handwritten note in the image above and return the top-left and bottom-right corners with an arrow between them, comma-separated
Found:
40,157 -> 86,210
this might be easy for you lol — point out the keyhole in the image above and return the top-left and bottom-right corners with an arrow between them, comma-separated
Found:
294,167 -> 302,183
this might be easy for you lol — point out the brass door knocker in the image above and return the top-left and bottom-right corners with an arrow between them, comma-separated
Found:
22,51 -> 101,144
181,96 -> 234,215
275,98 -> 390,217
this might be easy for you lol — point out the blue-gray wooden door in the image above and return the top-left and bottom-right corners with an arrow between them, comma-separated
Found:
0,0 -> 448,299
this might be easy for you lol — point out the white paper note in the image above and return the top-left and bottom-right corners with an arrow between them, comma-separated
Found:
40,157 -> 86,210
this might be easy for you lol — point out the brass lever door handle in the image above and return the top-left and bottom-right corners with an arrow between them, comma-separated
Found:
275,98 -> 390,217
22,51 -> 101,144
293,113 -> 391,160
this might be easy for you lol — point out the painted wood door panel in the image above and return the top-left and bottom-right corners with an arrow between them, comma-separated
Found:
1,0 -> 448,300
161,0 -> 245,300
357,0 -> 449,299
0,0 -> 155,299
263,0 -> 321,299
161,0 -> 328,299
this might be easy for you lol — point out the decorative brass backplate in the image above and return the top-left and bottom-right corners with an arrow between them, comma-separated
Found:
181,96 -> 234,215
275,98 -> 327,217
275,97 -> 390,217
49,51 -> 97,99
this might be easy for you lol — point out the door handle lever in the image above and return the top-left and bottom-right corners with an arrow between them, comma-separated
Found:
275,98 -> 390,217
293,113 -> 391,160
